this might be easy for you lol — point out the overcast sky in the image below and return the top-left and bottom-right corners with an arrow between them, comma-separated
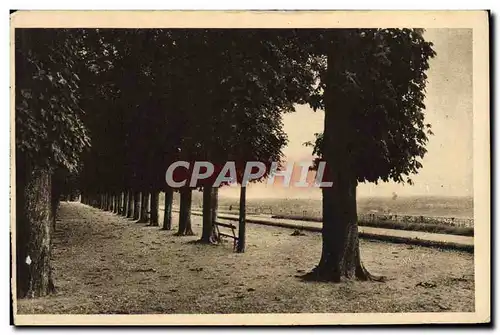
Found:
220,29 -> 473,199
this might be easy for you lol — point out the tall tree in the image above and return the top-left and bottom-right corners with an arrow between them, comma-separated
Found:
15,29 -> 91,297
162,188 -> 174,230
303,29 -> 436,281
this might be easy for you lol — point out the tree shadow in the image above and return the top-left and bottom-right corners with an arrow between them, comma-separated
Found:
296,268 -> 388,283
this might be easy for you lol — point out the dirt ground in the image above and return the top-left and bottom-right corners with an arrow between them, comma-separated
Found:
17,202 -> 475,314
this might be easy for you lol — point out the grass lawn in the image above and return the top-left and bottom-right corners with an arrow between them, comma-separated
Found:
17,202 -> 474,314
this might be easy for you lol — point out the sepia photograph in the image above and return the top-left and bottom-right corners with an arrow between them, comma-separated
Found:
10,10 -> 490,326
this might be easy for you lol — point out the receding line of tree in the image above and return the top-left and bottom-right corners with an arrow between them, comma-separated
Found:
15,28 -> 435,299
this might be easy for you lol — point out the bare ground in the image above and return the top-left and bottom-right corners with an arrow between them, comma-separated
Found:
17,202 -> 474,314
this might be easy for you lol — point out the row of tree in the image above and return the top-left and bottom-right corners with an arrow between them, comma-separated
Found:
15,28 -> 435,298
76,29 -> 317,236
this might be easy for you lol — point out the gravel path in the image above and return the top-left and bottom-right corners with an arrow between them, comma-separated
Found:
17,202 -> 475,314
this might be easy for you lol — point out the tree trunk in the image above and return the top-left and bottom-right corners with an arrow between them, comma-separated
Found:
162,188 -> 173,230
138,191 -> 150,223
149,191 -> 159,226
237,186 -> 246,253
119,192 -> 123,214
200,187 -> 218,243
211,187 -> 218,229
127,189 -> 134,218
113,193 -> 119,214
121,191 -> 125,215
304,37 -> 384,282
16,160 -> 55,298
117,192 -> 122,215
133,191 -> 141,220
122,191 -> 128,216
176,187 -> 194,235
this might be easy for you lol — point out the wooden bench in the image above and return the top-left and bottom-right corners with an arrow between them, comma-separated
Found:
214,221 -> 238,251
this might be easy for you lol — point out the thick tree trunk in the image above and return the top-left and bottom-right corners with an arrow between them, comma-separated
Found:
162,188 -> 173,230
16,161 -> 55,298
149,191 -> 159,226
176,187 -> 194,235
127,189 -> 134,218
133,191 -> 141,220
304,37 -> 384,282
138,191 -> 150,223
200,187 -> 218,243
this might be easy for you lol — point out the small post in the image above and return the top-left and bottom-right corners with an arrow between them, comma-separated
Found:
237,185 -> 246,253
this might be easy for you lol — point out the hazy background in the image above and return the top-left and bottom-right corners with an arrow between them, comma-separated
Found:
220,28 -> 473,200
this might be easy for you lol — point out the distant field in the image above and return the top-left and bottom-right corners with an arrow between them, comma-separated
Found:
159,191 -> 474,230
174,192 -> 472,216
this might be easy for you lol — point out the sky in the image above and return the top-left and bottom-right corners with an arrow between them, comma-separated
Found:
220,29 -> 473,199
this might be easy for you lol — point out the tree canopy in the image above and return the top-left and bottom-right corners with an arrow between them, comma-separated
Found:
15,29 -> 91,172
305,28 -> 436,185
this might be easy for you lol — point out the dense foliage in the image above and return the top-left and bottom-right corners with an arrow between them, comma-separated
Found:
15,29 -> 91,172
305,29 -> 436,184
